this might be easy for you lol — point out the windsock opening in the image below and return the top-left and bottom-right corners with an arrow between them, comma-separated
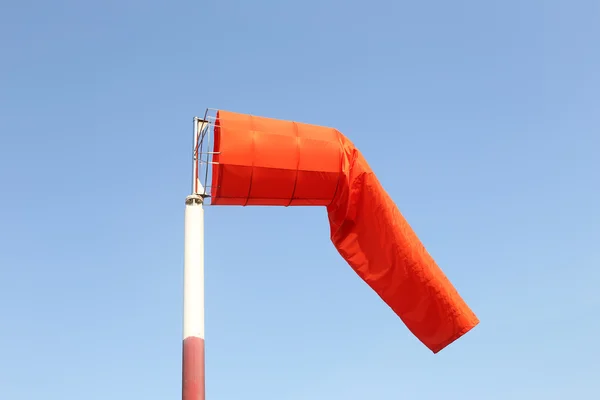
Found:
208,110 -> 479,353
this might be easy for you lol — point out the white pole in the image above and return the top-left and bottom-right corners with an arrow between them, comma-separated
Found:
182,118 -> 205,400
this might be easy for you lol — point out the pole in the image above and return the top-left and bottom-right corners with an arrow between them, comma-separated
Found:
183,117 -> 205,400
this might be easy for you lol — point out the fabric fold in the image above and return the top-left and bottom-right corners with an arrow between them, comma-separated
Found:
327,133 -> 479,353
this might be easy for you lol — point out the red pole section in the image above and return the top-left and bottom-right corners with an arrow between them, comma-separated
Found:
211,110 -> 479,353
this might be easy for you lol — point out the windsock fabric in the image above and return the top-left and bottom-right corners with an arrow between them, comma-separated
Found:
211,110 -> 479,353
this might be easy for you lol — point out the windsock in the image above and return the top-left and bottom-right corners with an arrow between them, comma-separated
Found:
210,110 -> 479,353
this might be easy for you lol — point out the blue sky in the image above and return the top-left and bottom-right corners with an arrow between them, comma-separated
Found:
1,0 -> 599,399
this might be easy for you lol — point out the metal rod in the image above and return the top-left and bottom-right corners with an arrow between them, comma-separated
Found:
192,117 -> 199,195
203,117 -> 212,196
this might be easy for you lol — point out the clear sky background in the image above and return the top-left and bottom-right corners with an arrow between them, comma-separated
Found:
1,0 -> 599,399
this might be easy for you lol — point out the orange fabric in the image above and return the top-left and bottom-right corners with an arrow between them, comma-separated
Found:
211,110 -> 479,353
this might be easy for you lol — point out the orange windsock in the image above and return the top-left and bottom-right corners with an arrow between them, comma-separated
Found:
211,110 -> 479,353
